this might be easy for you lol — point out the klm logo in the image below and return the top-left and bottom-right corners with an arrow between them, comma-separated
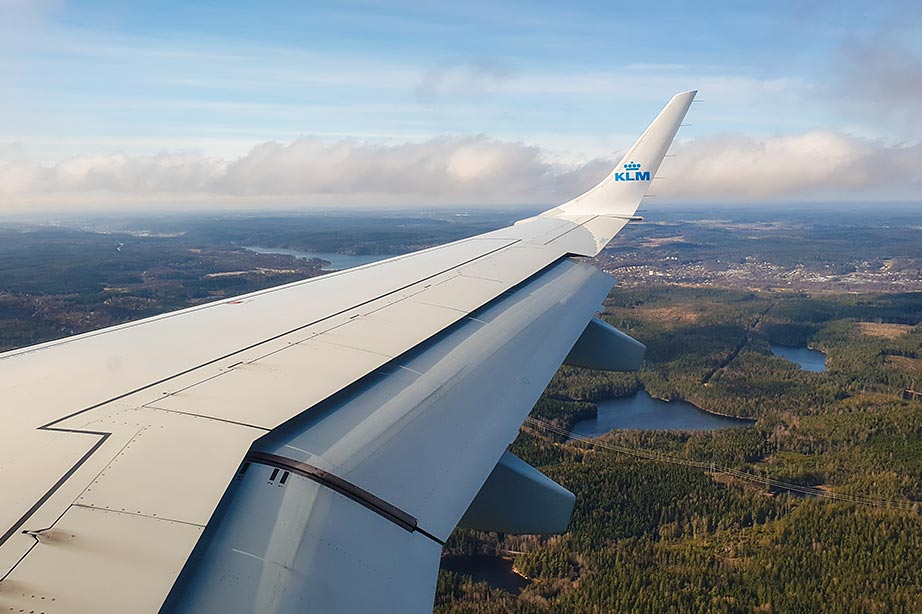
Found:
614,161 -> 650,182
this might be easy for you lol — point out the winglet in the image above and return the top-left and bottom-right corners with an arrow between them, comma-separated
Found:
542,90 -> 696,218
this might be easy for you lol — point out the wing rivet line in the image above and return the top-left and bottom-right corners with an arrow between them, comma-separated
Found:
244,451 -> 444,545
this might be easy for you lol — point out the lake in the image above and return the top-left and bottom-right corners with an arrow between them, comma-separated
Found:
770,344 -> 827,372
439,555 -> 528,593
570,391 -> 752,436
243,246 -> 395,271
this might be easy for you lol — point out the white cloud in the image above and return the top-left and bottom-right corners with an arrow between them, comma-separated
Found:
1,131 -> 920,213
661,131 -> 922,201
0,137 -> 610,211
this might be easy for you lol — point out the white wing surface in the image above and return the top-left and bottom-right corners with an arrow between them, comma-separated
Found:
0,91 -> 695,613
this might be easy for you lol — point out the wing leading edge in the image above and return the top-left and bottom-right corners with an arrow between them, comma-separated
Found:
0,91 -> 695,613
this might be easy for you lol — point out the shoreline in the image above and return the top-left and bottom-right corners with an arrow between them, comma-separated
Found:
595,388 -> 756,424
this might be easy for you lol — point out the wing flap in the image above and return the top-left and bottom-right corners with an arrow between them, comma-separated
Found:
246,258 -> 615,540
164,465 -> 442,614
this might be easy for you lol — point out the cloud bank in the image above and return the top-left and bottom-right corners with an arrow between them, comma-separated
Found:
1,131 -> 920,213
666,132 -> 922,201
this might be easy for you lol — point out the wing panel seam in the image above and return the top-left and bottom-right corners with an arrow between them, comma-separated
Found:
0,430 -> 110,550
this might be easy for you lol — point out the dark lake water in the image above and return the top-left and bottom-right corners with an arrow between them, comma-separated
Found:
243,246 -> 395,271
570,391 -> 752,436
439,555 -> 528,593
770,344 -> 827,372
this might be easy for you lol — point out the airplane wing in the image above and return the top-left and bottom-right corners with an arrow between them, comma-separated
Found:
0,91 -> 695,613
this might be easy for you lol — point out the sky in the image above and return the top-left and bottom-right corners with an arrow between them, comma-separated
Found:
1,0 -> 921,212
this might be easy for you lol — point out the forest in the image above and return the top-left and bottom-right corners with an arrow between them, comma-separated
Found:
435,286 -> 922,613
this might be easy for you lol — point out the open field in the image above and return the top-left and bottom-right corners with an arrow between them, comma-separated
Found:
858,322 -> 917,339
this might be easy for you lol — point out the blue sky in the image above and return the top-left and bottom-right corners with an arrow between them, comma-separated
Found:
1,0 -> 921,210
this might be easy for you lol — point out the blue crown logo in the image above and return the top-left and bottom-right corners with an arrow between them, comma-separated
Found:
614,160 -> 650,182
